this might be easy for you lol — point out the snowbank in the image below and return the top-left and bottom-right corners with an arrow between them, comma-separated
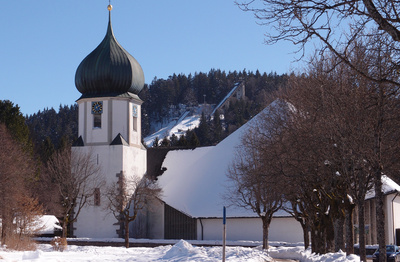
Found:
268,246 -> 360,262
0,240 -> 361,262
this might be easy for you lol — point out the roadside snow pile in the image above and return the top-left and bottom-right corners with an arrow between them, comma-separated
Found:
162,240 -> 270,261
162,240 -> 206,260
268,246 -> 360,262
268,245 -> 304,260
0,240 -> 270,262
300,249 -> 360,262
0,241 -> 360,262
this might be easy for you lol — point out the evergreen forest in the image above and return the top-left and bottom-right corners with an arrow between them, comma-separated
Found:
25,69 -> 287,153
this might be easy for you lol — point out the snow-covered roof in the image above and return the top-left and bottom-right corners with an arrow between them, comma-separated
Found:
365,175 -> 400,200
158,101 -> 289,218
34,215 -> 62,234
157,99 -> 400,219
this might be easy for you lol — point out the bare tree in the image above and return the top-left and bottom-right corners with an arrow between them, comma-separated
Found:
0,123 -> 42,248
45,146 -> 104,237
226,102 -> 286,249
235,4 -> 400,255
238,0 -> 400,249
105,174 -> 162,248
236,0 -> 400,86
277,39 -> 400,258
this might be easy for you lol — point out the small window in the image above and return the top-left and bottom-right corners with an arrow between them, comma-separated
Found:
93,114 -> 101,128
94,188 -> 100,206
133,116 -> 137,131
132,105 -> 138,131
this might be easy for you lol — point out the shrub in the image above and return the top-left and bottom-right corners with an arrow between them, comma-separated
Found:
4,235 -> 36,251
50,237 -> 67,252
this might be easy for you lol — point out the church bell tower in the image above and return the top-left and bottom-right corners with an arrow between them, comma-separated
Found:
72,4 -> 147,238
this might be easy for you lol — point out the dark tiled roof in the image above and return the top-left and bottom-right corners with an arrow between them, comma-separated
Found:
72,136 -> 84,147
110,133 -> 128,146
75,11 -> 144,97
76,91 -> 142,102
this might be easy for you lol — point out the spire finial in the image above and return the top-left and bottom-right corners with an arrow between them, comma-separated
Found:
107,0 -> 113,11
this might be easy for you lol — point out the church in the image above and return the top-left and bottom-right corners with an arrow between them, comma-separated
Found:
72,4 -> 147,238
70,4 -> 303,243
70,4 -> 400,246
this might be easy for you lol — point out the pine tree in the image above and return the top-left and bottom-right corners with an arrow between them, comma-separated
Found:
177,135 -> 188,147
152,137 -> 160,147
160,136 -> 171,147
170,134 -> 178,147
212,110 -> 223,144
0,100 -> 32,153
188,131 -> 200,147
196,112 -> 211,145
39,136 -> 55,164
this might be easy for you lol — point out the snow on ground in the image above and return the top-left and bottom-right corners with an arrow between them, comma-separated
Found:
0,239 -> 360,262
268,246 -> 360,262
0,240 -> 267,262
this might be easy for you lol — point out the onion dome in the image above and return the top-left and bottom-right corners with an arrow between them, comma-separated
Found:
75,5 -> 145,99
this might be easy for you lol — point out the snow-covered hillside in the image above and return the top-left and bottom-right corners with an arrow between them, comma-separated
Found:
144,81 -> 244,147
144,113 -> 200,147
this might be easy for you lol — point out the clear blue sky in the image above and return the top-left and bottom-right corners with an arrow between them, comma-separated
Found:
0,1 -> 302,116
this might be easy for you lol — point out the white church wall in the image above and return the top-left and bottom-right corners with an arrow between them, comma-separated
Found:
269,217 -> 304,243
122,144 -> 146,176
111,99 -> 129,143
145,199 -> 165,239
386,193 -> 400,245
73,146 -> 147,238
78,102 -> 85,141
122,145 -> 147,195
128,101 -> 141,146
197,216 -> 303,243
78,100 -> 109,144
72,145 -> 121,238
74,96 -> 147,238
197,218 -> 261,241
393,194 -> 400,245
89,100 -> 109,144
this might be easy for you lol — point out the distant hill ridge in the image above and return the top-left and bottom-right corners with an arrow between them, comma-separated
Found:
26,69 -> 287,150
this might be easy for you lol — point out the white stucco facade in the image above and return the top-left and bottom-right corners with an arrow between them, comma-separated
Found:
77,96 -> 142,147
196,216 -> 303,243
73,96 -> 147,238
385,192 -> 400,245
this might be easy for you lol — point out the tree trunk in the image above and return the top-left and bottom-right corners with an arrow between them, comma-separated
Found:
262,217 -> 270,249
358,200 -> 367,262
325,215 -> 335,253
302,220 -> 310,249
124,218 -> 130,248
375,171 -> 386,262
62,220 -> 68,238
374,82 -> 386,262
1,217 -> 10,246
334,215 -> 345,252
311,222 -> 324,254
345,205 -> 354,256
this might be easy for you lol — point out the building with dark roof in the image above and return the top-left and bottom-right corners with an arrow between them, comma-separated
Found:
72,4 -> 147,238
